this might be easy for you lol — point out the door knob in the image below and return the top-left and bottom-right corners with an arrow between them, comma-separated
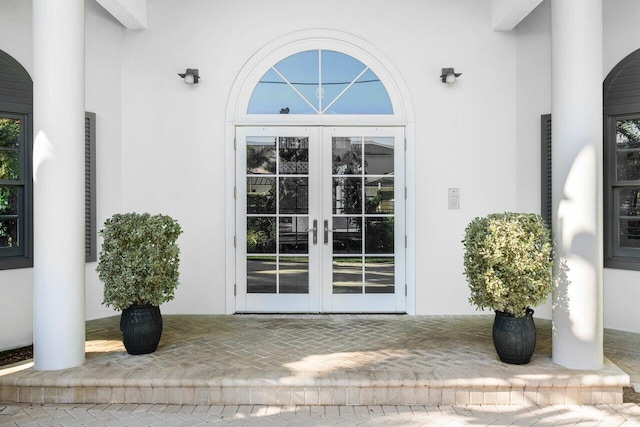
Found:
324,220 -> 336,245
306,219 -> 318,245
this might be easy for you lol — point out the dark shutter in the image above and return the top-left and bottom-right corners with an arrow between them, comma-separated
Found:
85,112 -> 96,262
541,114 -> 552,230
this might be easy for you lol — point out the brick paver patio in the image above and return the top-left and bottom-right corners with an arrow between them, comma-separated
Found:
1,402 -> 640,425
0,314 -> 635,409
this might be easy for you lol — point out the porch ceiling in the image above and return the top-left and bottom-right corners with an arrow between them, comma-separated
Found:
93,0 -> 539,33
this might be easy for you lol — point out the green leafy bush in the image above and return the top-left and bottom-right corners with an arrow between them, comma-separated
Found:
97,212 -> 182,311
462,212 -> 553,318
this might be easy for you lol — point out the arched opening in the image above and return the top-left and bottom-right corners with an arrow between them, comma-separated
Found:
225,30 -> 415,314
604,48 -> 640,270
0,49 -> 33,270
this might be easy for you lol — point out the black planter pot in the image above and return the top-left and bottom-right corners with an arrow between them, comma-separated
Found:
120,304 -> 163,355
492,308 -> 536,365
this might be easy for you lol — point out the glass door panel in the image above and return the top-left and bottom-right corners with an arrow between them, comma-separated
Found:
236,126 -> 404,313
321,127 -> 405,312
237,128 -> 321,312
329,136 -> 395,295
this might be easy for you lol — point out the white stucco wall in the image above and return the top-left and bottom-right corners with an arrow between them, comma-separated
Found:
514,0 -> 552,320
84,0 -> 125,320
115,0 -> 520,316
1,0 -> 639,352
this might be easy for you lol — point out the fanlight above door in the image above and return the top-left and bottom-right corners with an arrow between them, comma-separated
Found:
248,50 -> 393,115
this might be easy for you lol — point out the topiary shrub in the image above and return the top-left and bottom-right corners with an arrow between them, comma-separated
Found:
462,212 -> 553,318
97,212 -> 182,311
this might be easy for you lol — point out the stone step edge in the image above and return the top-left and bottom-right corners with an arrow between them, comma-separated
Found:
0,384 -> 625,406
0,366 -> 630,389
0,375 -> 629,388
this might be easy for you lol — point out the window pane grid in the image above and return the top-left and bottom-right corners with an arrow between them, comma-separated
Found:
332,136 -> 395,294
246,136 -> 309,294
0,116 -> 24,252
614,119 -> 640,254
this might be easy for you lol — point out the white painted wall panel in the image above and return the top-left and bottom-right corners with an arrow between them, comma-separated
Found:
515,0 -> 552,320
118,0 -> 520,316
1,0 -> 639,353
84,0 -> 125,320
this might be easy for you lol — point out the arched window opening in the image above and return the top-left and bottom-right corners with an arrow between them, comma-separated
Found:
0,49 -> 33,269
604,48 -> 640,270
248,50 -> 393,115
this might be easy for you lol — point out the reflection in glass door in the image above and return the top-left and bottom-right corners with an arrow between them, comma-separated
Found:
236,127 -> 404,313
331,136 -> 395,293
246,136 -> 310,294
322,128 -> 405,312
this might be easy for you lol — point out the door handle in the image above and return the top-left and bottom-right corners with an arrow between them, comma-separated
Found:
306,219 -> 318,245
324,220 -> 336,245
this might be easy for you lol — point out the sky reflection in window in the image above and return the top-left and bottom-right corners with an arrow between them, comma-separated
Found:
248,50 -> 393,115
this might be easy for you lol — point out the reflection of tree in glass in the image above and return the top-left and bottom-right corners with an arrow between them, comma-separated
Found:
279,137 -> 308,174
0,221 -> 14,247
366,218 -> 394,254
333,149 -> 364,175
280,137 -> 308,162
365,188 -> 383,213
0,187 -> 15,214
0,119 -> 19,180
0,118 -> 20,248
0,151 -> 19,180
280,178 -> 308,213
247,218 -> 276,253
617,120 -> 640,242
0,118 -> 19,148
617,120 -> 640,148
247,180 -> 276,214
335,177 -> 361,214
247,142 -> 276,174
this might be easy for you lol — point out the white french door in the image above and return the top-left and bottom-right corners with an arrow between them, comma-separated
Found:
235,126 -> 405,313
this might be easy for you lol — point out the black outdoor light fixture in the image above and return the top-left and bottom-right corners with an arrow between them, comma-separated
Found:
178,68 -> 200,84
440,67 -> 461,84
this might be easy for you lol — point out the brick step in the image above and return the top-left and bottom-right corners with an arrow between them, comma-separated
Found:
0,360 -> 628,406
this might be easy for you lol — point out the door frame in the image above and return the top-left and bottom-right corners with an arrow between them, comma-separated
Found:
235,126 -> 322,313
235,126 -> 406,313
225,29 -> 416,314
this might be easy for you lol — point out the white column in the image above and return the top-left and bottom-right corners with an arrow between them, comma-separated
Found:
551,0 -> 603,370
32,0 -> 86,370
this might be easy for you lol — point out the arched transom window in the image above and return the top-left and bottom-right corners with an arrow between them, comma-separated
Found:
248,50 -> 393,115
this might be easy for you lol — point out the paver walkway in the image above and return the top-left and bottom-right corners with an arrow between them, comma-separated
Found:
1,403 -> 640,425
1,314 -> 639,425
0,315 -> 631,406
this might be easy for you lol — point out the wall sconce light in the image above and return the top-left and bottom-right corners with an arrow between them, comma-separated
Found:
178,68 -> 200,84
440,68 -> 461,84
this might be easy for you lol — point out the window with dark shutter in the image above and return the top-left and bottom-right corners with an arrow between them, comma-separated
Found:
0,49 -> 33,270
604,48 -> 640,270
